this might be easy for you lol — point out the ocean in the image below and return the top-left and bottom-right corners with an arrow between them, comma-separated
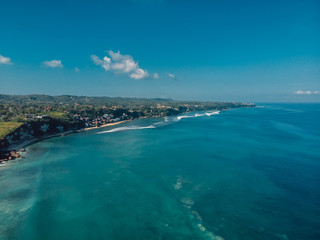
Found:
0,104 -> 319,240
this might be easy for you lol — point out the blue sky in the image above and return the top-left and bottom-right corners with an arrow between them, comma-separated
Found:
0,0 -> 319,102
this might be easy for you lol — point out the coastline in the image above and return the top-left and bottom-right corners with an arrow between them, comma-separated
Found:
0,106 -> 253,163
0,120 -> 130,163
7,130 -> 76,151
17,120 -> 129,149
3,111 -> 205,153
0,110 -> 223,163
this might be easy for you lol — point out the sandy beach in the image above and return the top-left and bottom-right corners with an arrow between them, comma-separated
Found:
83,120 -> 128,131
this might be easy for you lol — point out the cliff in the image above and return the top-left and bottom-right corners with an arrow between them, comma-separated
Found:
0,118 -> 84,161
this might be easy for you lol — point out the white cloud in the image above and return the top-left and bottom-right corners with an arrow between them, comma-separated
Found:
91,50 -> 152,80
111,60 -> 137,73
0,54 -> 12,65
130,68 -> 149,80
153,73 -> 159,79
294,90 -> 319,95
108,50 -> 128,62
166,72 -> 175,78
91,55 -> 111,71
43,59 -> 63,68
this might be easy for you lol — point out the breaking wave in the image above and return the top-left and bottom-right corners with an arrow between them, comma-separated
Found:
177,115 -> 196,120
205,111 -> 220,116
98,125 -> 155,134
177,111 -> 220,120
98,111 -> 220,134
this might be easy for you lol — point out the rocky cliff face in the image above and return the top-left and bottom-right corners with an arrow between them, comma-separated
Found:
0,118 -> 84,150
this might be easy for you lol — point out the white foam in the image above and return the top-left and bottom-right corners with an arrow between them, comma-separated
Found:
178,111 -> 219,120
177,115 -> 195,120
164,116 -> 180,123
99,111 -> 220,134
205,111 -> 220,116
154,121 -> 165,125
195,113 -> 206,117
98,125 -> 155,134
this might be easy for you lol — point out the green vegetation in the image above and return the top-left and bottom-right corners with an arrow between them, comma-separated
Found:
47,111 -> 70,119
0,94 -> 254,122
0,122 -> 23,140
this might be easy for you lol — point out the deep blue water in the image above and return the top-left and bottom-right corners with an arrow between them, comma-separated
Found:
0,104 -> 319,240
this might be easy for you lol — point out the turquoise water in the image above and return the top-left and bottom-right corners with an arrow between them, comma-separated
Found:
0,104 -> 319,240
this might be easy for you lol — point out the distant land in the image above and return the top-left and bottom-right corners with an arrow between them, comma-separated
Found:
0,94 -> 254,162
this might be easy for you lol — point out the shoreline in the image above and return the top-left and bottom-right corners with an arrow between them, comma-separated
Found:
83,120 -> 129,131
0,120 -> 130,163
18,119 -> 130,149
0,110 -> 219,159
0,107 -> 241,163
